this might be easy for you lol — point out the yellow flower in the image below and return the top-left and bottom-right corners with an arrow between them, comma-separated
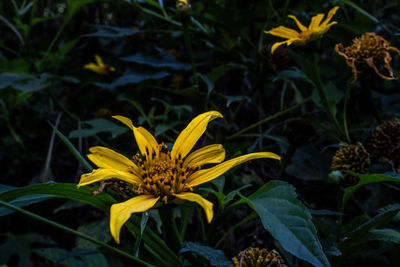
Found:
78,111 -> 280,243
335,32 -> 400,82
84,54 -> 116,75
265,6 -> 339,54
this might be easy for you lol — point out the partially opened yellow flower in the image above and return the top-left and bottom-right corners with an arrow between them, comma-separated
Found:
265,6 -> 339,54
78,111 -> 280,243
84,54 -> 116,75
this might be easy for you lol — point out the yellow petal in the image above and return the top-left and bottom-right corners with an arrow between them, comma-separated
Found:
84,63 -> 106,75
94,54 -> 105,68
187,152 -> 281,187
173,192 -> 213,223
112,115 -> 159,157
77,168 -> 140,187
88,146 -> 140,175
320,6 -> 339,27
265,26 -> 299,39
270,40 -> 291,54
171,111 -> 223,159
288,15 -> 308,32
308,13 -> 325,30
183,144 -> 225,168
110,195 -> 159,244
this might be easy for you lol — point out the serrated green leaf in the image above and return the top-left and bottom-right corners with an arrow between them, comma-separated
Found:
77,218 -> 111,249
246,180 -> 330,267
85,25 -> 141,38
367,228 -> 400,244
342,172 -> 400,207
180,242 -> 231,267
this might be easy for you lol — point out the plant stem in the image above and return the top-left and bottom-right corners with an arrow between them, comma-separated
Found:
308,54 -> 346,141
227,97 -> 312,140
158,205 -> 183,251
342,82 -> 352,143
277,143 -> 297,179
214,212 -> 257,248
182,14 -> 200,89
0,199 -> 154,267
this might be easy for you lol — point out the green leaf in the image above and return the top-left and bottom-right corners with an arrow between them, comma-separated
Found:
342,172 -> 400,207
96,70 -> 170,90
33,247 -> 108,267
347,204 -> 400,241
64,0 -> 105,24
0,184 -> 53,216
76,218 -> 112,249
69,118 -> 128,139
0,233 -> 55,267
180,242 -> 231,267
85,25 -> 141,38
312,83 -> 343,116
0,183 -> 180,265
246,180 -> 330,267
273,67 -> 315,86
367,228 -> 400,244
121,48 -> 191,70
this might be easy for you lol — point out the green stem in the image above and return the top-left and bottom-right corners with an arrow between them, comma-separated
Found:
214,212 -> 257,248
182,15 -> 200,89
277,143 -> 297,179
158,205 -> 183,251
227,97 -> 312,140
134,3 -> 182,27
342,82 -> 352,143
0,199 -> 154,267
309,54 -> 346,141
179,204 -> 193,238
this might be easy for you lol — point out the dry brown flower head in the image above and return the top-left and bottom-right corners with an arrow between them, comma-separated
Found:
335,32 -> 400,82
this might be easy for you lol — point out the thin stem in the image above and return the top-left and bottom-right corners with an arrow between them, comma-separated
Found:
133,3 -> 181,27
179,204 -> 193,238
309,54 -> 346,141
158,205 -> 183,251
182,15 -> 200,89
227,97 -> 312,140
277,143 -> 296,179
215,212 -> 257,248
0,199 -> 154,267
342,82 -> 352,143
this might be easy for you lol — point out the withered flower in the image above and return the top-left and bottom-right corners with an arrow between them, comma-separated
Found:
335,32 -> 400,82
231,247 -> 284,267
330,144 -> 370,187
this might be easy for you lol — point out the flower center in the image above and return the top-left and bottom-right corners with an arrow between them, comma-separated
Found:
133,143 -> 197,203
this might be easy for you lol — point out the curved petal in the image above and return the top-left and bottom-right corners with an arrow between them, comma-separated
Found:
171,111 -> 223,159
265,26 -> 299,39
78,168 -> 141,187
288,15 -> 307,32
83,63 -> 105,75
110,195 -> 159,244
173,192 -> 213,223
309,13 -> 325,30
113,115 -> 159,157
88,146 -> 139,175
320,6 -> 339,27
94,54 -> 105,67
183,144 -> 225,168
271,40 -> 290,54
187,152 -> 281,187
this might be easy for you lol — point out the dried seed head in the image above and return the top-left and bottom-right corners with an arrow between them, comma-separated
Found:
330,144 -> 370,187
231,247 -> 284,267
335,32 -> 400,82
370,119 -> 400,171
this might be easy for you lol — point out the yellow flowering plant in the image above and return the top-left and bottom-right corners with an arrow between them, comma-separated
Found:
84,54 -> 116,75
78,111 -> 280,244
265,6 -> 339,54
